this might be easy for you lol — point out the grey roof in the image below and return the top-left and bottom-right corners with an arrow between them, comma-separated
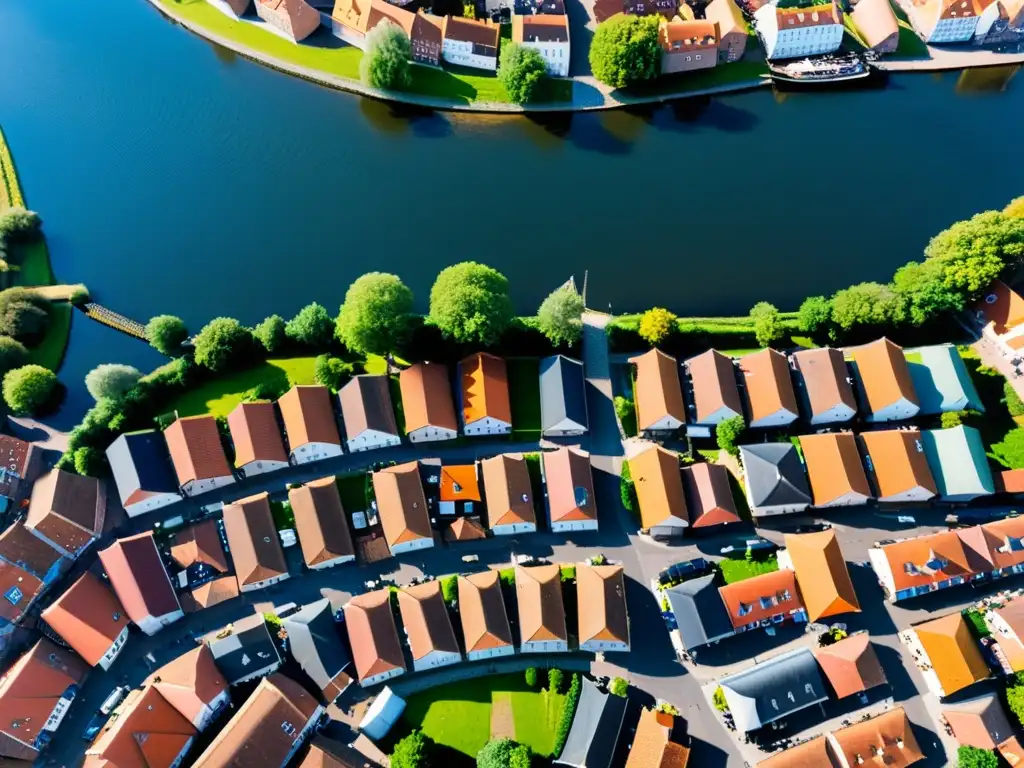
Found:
208,613 -> 282,684
739,443 -> 811,509
908,345 -> 985,416
921,426 -> 995,499
539,355 -> 588,433
106,430 -> 179,506
282,598 -> 351,694
665,574 -> 734,650
719,647 -> 828,732
555,678 -> 627,768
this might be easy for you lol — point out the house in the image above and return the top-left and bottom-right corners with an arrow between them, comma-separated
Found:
445,516 -> 487,543
458,571 -> 514,661
339,375 -> 401,453
683,349 -> 743,427
813,633 -> 887,699
868,528 -> 993,602
630,349 -> 686,436
757,736 -> 833,768
170,519 -> 230,584
106,430 -> 181,517
780,530 -> 860,621
282,599 -> 353,702
481,454 -> 537,535
545,447 -> 598,533
191,674 -> 323,768
222,492 -> 290,592
357,687 -> 406,741
344,589 -> 406,687
850,338 -> 919,422
943,692 -> 1017,751
858,429 -> 937,503
373,461 -> 434,555
849,0 -> 899,51
516,565 -> 568,653
184,577 -> 240,612
908,345 -> 984,415
460,353 -> 512,435
0,435 -> 37,507
398,581 -> 462,672
909,612 -> 990,697
442,17 -> 501,70
146,645 -> 230,731
577,564 -> 629,653
99,531 -> 183,635
399,362 -> 458,443
0,558 -> 44,638
512,15 -> 570,76
664,574 -> 734,651
439,464 -> 482,517
164,416 -> 235,497
718,569 -> 807,632
798,432 -> 872,508
738,348 -> 799,428
85,685 -> 197,768
629,445 -> 688,538
625,708 -> 690,768
988,594 -> 1024,671
227,401 -> 289,478
207,613 -> 282,686
278,385 -> 343,463
626,0 -> 678,16
254,0 -> 322,42
681,462 -> 740,527
705,0 -> 749,61
983,516 -> 1024,579
718,647 -> 827,732
554,678 -> 627,768
754,1 -> 844,59
921,426 -> 995,502
975,280 -> 1024,351
909,0 -> 980,42
302,737 -> 381,768
659,19 -> 719,74
41,572 -> 129,670
289,477 -> 356,570
827,709 -> 924,768
539,355 -> 588,437
738,443 -> 811,517
790,347 -> 857,425
331,0 -> 444,66
25,468 -> 106,559
0,638 -> 88,761
0,521 -> 65,588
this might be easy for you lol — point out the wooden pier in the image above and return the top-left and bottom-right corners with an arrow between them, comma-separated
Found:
83,303 -> 148,341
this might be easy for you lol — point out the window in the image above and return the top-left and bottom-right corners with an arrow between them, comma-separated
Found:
281,721 -> 296,736
738,602 -> 752,616
696,54 -> 701,60
3,586 -> 22,605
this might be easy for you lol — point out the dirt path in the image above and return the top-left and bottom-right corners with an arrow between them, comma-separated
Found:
490,695 -> 516,741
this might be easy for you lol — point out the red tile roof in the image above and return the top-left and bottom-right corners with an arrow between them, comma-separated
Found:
0,522 -> 64,581
98,531 -> 180,626
221,492 -> 288,590
85,685 -> 197,768
718,570 -> 803,630
278,385 -> 341,452
170,520 -> 229,574
164,416 -> 233,486
41,572 -> 128,667
344,590 -> 406,681
290,477 -> 355,568
227,401 -> 288,468
146,645 -> 228,729
25,469 -> 105,556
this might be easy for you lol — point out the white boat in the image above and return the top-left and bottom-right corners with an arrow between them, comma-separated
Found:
767,54 -> 873,85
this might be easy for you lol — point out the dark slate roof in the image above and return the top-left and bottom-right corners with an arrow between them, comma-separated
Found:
719,647 -> 828,732
282,599 -> 351,693
555,678 -> 627,768
539,355 -> 588,433
665,574 -> 734,650
208,613 -> 282,685
106,430 -> 179,506
740,443 -> 811,508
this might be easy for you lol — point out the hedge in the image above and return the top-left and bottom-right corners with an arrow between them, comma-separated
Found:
553,673 -> 582,758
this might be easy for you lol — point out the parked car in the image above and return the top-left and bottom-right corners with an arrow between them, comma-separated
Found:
99,686 -> 128,716
720,538 -> 776,555
82,713 -> 108,741
657,558 -> 712,586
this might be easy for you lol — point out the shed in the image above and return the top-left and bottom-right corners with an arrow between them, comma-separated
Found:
359,688 -> 407,740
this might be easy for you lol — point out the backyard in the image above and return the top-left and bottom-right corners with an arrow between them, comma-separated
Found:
718,552 -> 779,585
508,358 -> 542,440
402,673 -> 569,758
955,348 -> 1024,470
165,356 -> 317,418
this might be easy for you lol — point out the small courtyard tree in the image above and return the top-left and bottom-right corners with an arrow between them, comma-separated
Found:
536,284 -> 584,347
498,43 -> 548,105
638,307 -> 676,346
716,415 -> 746,457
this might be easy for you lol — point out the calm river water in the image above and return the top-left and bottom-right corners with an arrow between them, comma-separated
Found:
0,0 -> 1023,422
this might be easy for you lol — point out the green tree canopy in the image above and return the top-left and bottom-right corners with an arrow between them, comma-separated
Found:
891,260 -> 962,326
314,354 -> 355,392
361,21 -> 412,90
716,414 -> 746,457
956,746 -> 999,768
145,315 -> 189,356
589,14 -> 661,88
3,364 -> 57,416
193,317 -> 257,373
1006,196 -> 1024,219
925,210 -> 1024,269
609,677 -> 628,697
73,446 -> 106,477
85,364 -> 142,402
477,739 -> 531,768
536,285 -> 584,347
428,262 -> 515,345
798,296 -> 832,335
830,282 -> 904,331
498,43 -> 547,105
638,307 -> 677,346
336,272 -> 414,356
392,730 -> 431,768
0,336 -> 28,374
254,314 -> 288,354
286,302 -> 334,348
942,252 -> 1006,299
749,301 -> 783,347
0,288 -> 50,346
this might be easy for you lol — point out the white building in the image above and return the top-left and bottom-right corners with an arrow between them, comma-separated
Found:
754,2 -> 844,60
912,0 -> 980,41
442,17 -> 501,70
512,14 -> 571,76
106,431 -> 183,518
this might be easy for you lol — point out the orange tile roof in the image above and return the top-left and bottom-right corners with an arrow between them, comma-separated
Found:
146,645 -> 228,729
41,572 -> 128,667
458,571 -> 513,653
372,461 -> 432,548
976,281 -> 1024,335
399,362 -> 458,434
738,348 -> 799,423
440,464 -> 481,502
813,633 -> 886,699
685,350 -> 743,424
164,416 -> 232,486
629,446 -> 689,530
718,569 -> 803,630
999,735 -> 1024,766
0,558 -> 43,626
828,708 -> 924,768
481,454 -> 536,528
447,15 -> 501,47
878,529 -> 982,593
791,347 -> 857,419
545,447 -> 597,526
629,349 -> 685,431
460,353 -> 511,427
756,735 -> 831,767
516,565 -> 567,643
289,477 -> 355,568
397,581 -> 460,661
799,432 -> 871,507
86,685 -> 197,768
183,577 -> 239,612
0,522 -> 64,582
984,517 -> 1024,572
659,19 -> 717,53
344,590 -> 406,681
914,613 -> 990,695
577,564 -> 629,646
170,520 -> 229,574
997,469 -> 1024,493
784,530 -> 860,621
444,517 -> 487,542
859,430 -> 936,500
338,375 -> 399,439
277,385 -> 341,452
221,492 -> 288,589
25,468 -> 105,555
852,338 -> 918,416
943,692 -> 1016,750
625,708 -> 689,768
682,462 -> 740,527
99,531 -> 180,626
227,401 -> 287,468
775,3 -> 839,27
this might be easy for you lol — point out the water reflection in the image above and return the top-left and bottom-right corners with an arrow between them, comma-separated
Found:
357,99 -> 452,137
209,42 -> 238,67
956,64 -> 1020,93
598,107 -> 651,143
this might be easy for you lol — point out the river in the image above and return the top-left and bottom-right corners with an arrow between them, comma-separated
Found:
0,0 -> 1023,423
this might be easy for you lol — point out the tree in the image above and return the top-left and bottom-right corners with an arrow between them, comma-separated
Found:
536,285 -> 584,347
145,315 -> 188,356
254,314 -> 288,354
925,210 -> 1024,269
286,303 -> 333,348
941,410 -> 967,428
638,307 -> 677,346
1006,196 -> 1024,219
193,317 -> 257,372
1006,380 -> 1024,417
0,288 -> 50,345
891,260 -> 962,326
73,446 -> 106,477
525,667 -> 538,687
477,739 -> 531,768
830,282 -> 905,331
0,336 -> 28,373
609,677 -> 628,697
712,686 -> 728,712
1008,678 -> 1024,725
85,364 -> 142,402
956,746 -> 1000,768
3,364 -> 57,415
314,354 -> 355,392
716,415 -> 745,457
798,296 -> 832,335
589,14 -> 661,88
361,21 -> 412,90
392,730 -> 431,768
428,262 -> 514,346
942,252 -> 1006,299
0,208 -> 41,241
749,301 -> 783,347
498,43 -> 547,105
547,668 -> 564,692
336,272 -> 414,356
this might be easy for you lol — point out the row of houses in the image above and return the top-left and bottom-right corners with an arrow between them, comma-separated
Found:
902,0 -> 1024,44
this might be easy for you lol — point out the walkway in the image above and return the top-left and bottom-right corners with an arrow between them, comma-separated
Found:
876,43 -> 1024,72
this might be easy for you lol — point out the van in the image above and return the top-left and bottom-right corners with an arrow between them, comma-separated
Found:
99,686 -> 127,716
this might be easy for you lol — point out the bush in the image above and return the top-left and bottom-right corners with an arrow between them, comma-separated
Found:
609,677 -> 628,697
0,336 -> 28,374
548,668 -> 564,693
85,364 -> 142,402
620,460 -> 638,513
535,285 -> 584,347
193,317 -> 258,372
254,314 -> 288,354
0,288 -> 50,346
525,667 -> 538,687
716,415 -> 746,457
145,315 -> 189,356
314,354 -> 355,392
589,14 -> 660,88
798,295 -> 832,335
440,574 -> 458,605
336,272 -> 414,356
243,380 -> 287,402
638,307 -> 676,346
429,262 -> 515,346
712,686 -> 728,712
73,446 -> 106,477
956,746 -> 999,768
553,673 -> 582,757
2,364 -> 57,415
285,302 -> 334,349
498,43 -> 548,105
613,395 -> 637,437
361,21 -> 412,90
1005,381 -> 1024,418
477,739 -> 531,768
392,729 -> 431,768
0,208 -> 41,241
941,410 -> 966,428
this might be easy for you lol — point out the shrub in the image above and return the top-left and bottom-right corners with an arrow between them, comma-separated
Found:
361,21 -> 412,90
620,460 -> 637,513
0,288 -> 50,345
392,729 -> 431,768
712,686 -> 728,712
285,302 -> 334,349
243,380 -> 287,402
73,446 -> 106,477
798,295 -> 832,335
941,410 -> 966,428
477,739 -> 531,768
1007,196 -> 1024,219
535,285 -> 584,347
3,364 -> 57,415
614,395 -> 637,437
336,272 -> 414,356
0,336 -> 28,373
193,317 -> 258,372
553,673 -> 582,757
0,208 -> 41,241
589,14 -> 660,88
638,307 -> 676,346
957,746 -> 999,768
609,677 -> 628,697
525,667 -> 538,687
499,569 -> 515,587
440,574 -> 458,605
254,314 -> 288,354
85,364 -> 142,402
716,415 -> 746,457
145,315 -> 189,356
429,262 -> 515,346
548,668 -> 564,693
498,43 -> 548,105
314,354 -> 355,392
1005,381 -> 1024,418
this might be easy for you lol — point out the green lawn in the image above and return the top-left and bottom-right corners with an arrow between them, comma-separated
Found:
956,356 -> 1024,469
26,302 -> 72,371
403,673 -> 568,758
507,357 -> 541,440
13,239 -> 56,286
336,472 -> 370,513
166,356 -> 317,418
718,553 -> 779,584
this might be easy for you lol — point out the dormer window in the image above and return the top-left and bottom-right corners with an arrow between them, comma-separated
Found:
453,482 -> 462,494
738,602 -> 753,616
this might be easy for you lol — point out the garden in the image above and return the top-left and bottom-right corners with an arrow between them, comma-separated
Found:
717,549 -> 779,585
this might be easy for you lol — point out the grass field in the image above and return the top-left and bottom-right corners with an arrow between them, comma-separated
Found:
508,357 -> 541,440
166,356 -> 317,418
718,552 -> 779,584
402,673 -> 568,757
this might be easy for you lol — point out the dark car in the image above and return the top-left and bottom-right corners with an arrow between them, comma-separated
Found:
657,557 -> 712,586
82,712 -> 108,741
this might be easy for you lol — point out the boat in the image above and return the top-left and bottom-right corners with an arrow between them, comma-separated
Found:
766,53 -> 874,86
